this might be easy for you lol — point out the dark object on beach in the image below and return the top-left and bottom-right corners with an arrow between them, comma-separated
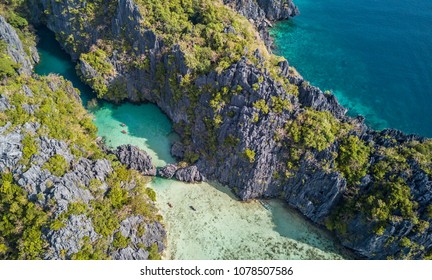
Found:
167,202 -> 173,208
121,130 -> 127,134
121,123 -> 126,127
189,206 -> 196,211
259,200 -> 270,211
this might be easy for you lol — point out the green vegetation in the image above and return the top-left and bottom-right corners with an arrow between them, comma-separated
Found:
71,236 -> 110,260
0,0 -> 36,58
399,237 -> 411,248
243,148 -> 256,163
0,172 -> 48,259
0,23 -> 162,259
401,140 -> 432,175
135,0 -> 269,73
112,232 -> 129,249
1,74 -> 103,160
147,243 -> 161,260
0,41 -> 19,79
287,110 -> 350,152
79,47 -> 114,98
43,154 -> 69,177
336,135 -> 371,185
21,134 -> 38,164
80,48 -> 113,76
253,99 -> 269,115
327,139 -> 432,259
3,0 -> 431,261
271,96 -> 291,114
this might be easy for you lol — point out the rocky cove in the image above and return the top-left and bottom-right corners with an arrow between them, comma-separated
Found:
1,0 -> 431,259
34,26 -> 348,259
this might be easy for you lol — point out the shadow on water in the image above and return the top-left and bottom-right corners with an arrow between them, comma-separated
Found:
209,183 -> 352,258
267,200 -> 353,258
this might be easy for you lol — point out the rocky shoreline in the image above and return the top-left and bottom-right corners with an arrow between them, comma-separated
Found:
18,0 -> 432,259
0,14 -> 166,259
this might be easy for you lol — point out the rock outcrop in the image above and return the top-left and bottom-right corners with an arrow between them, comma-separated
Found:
157,164 -> 178,179
0,16 -> 36,75
157,164 -> 204,183
112,216 -> 165,260
114,144 -> 157,176
175,166 -> 204,183
223,0 -> 299,48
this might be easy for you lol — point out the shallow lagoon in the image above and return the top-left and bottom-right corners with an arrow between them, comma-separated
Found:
35,27 -> 346,260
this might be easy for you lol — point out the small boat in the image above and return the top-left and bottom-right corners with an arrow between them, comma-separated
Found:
189,206 -> 196,211
259,199 -> 270,211
121,130 -> 128,134
121,123 -> 126,127
167,203 -> 173,208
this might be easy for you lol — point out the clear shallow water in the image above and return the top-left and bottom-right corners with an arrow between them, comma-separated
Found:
35,27 -> 346,260
271,0 -> 432,137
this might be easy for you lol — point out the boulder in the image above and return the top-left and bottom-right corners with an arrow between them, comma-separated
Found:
114,144 -> 156,176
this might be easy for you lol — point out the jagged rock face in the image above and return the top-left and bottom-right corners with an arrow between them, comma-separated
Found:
158,164 -> 204,183
170,142 -> 185,159
190,59 -> 294,200
112,216 -> 165,260
157,164 -> 178,179
175,166 -> 204,183
284,161 -> 347,223
256,0 -> 299,20
0,16 -> 166,260
223,0 -> 298,48
298,85 -> 348,119
335,143 -> 432,259
44,215 -> 100,259
224,0 -> 298,22
0,124 -> 165,260
0,16 -> 35,75
114,145 -> 157,176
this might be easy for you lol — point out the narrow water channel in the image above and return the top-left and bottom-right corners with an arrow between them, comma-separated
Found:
35,27 -> 347,260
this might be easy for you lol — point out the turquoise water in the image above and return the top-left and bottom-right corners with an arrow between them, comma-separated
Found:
35,28 -> 92,105
35,27 -> 347,259
271,0 -> 432,137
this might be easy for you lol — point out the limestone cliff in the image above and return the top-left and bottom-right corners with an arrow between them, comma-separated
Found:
25,0 -> 432,259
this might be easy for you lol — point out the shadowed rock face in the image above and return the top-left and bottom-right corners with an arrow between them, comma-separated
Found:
27,0 -> 432,259
224,0 -> 298,22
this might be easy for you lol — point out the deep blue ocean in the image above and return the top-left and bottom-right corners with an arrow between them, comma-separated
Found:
271,0 -> 432,137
